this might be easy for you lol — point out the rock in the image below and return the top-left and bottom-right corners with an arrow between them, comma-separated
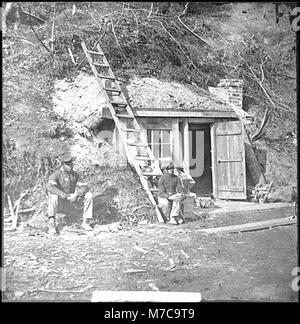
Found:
138,220 -> 149,225
14,291 -> 25,298
74,113 -> 87,123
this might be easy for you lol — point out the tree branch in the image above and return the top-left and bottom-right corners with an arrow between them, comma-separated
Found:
51,4 -> 56,53
29,6 -> 52,55
177,2 -> 213,47
110,18 -> 126,59
240,56 -> 276,141
153,19 -> 199,70
148,2 -> 153,18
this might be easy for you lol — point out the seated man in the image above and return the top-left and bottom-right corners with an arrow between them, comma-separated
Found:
157,162 -> 185,225
47,153 -> 93,234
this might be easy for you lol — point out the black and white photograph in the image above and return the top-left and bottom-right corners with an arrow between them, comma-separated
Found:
2,2 -> 298,304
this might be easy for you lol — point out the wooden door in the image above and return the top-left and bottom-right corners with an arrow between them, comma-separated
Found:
213,120 -> 246,200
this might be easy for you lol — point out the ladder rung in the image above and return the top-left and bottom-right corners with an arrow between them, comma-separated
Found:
127,142 -> 148,147
134,156 -> 155,161
142,172 -> 162,176
97,74 -> 115,80
88,50 -> 104,55
123,128 -> 141,132
115,114 -> 134,119
104,87 -> 121,93
93,62 -> 110,67
150,188 -> 158,192
110,100 -> 128,106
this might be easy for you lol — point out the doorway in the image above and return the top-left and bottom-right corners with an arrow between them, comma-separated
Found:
189,123 -> 213,197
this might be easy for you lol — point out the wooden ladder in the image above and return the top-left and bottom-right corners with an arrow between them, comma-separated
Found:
81,42 -> 166,222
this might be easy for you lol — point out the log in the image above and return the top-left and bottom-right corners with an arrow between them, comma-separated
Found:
91,291 -> 201,302
192,211 -> 206,218
132,246 -> 148,254
197,216 -> 296,235
82,116 -> 103,130
123,269 -> 146,274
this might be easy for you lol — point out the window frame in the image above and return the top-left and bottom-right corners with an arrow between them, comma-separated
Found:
147,128 -> 173,160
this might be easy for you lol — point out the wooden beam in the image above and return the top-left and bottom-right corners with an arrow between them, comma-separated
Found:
210,123 -> 218,198
146,118 -> 172,129
187,118 -> 215,124
172,118 -> 180,165
183,118 -> 189,172
197,217 -> 296,234
102,107 -> 113,119
91,291 -> 202,302
133,109 -> 237,118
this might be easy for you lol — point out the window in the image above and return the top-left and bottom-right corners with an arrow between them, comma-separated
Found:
147,129 -> 172,159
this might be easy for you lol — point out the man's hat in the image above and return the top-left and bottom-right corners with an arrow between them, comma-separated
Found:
166,162 -> 175,170
60,153 -> 74,163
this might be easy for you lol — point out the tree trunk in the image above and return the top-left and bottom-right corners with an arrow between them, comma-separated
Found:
244,131 -> 267,186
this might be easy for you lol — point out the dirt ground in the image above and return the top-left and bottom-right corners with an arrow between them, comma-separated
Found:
3,205 -> 298,302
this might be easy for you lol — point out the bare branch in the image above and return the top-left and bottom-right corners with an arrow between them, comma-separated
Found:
30,24 -> 52,54
239,53 -> 276,109
28,5 -> 52,54
148,2 -> 153,18
153,19 -> 199,70
68,47 -> 76,65
252,107 -> 271,142
179,2 -> 189,17
51,4 -> 56,53
177,2 -> 213,47
89,11 -> 104,30
129,9 -> 139,32
110,18 -> 126,59
22,10 -> 46,24
239,55 -> 277,141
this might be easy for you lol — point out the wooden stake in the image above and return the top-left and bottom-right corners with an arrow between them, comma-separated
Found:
7,195 -> 15,224
10,191 -> 29,229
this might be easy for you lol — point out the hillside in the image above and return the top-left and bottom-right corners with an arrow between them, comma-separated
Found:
3,2 -> 297,225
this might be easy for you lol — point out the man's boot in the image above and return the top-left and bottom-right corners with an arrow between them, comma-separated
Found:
177,216 -> 185,224
168,216 -> 178,225
81,219 -> 93,231
48,217 -> 57,235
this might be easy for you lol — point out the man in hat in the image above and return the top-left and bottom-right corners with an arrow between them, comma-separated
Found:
47,153 -> 94,234
157,162 -> 185,224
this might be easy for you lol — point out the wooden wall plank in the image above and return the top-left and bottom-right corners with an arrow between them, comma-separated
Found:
133,110 -> 237,118
183,118 -> 190,173
210,123 -> 217,198
146,118 -> 172,129
215,120 -> 247,200
172,118 -> 181,166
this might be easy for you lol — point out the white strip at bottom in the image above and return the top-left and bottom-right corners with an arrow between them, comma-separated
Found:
91,291 -> 201,302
